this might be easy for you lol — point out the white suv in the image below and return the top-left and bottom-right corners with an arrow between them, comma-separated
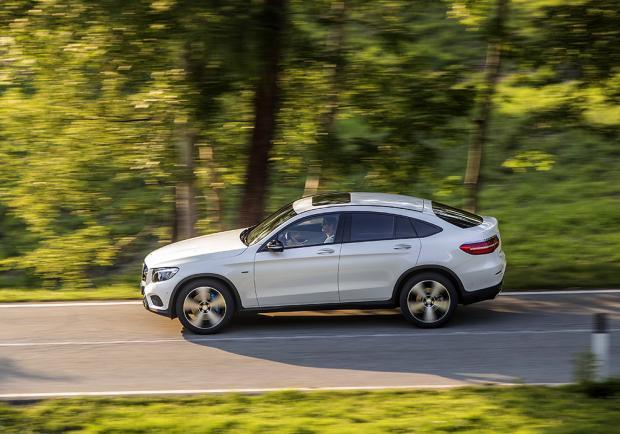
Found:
141,192 -> 506,333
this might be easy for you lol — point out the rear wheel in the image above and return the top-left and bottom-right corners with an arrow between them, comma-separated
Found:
399,272 -> 457,328
175,279 -> 235,334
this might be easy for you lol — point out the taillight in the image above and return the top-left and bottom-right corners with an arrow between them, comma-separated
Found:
460,235 -> 500,255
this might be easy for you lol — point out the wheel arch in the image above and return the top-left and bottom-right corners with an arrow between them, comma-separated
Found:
170,274 -> 243,318
392,265 -> 465,304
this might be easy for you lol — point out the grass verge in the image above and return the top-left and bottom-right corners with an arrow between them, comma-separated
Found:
0,284 -> 139,303
1,386 -> 619,433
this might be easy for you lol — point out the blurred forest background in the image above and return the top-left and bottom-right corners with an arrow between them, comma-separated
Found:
0,0 -> 618,294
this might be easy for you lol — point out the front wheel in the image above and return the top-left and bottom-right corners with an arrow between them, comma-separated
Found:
399,273 -> 457,328
176,279 -> 235,334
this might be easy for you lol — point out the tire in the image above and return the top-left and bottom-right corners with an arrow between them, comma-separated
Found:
175,278 -> 235,334
399,272 -> 458,328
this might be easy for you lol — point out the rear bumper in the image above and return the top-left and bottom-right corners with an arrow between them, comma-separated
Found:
460,280 -> 503,305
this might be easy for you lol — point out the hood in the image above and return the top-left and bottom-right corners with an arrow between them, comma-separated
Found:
145,228 -> 247,266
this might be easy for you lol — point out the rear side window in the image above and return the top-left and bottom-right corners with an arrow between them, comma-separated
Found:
411,219 -> 442,237
350,213 -> 394,242
432,201 -> 483,229
395,216 -> 416,239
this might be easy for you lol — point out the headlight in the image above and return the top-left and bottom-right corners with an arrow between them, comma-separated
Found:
152,267 -> 179,282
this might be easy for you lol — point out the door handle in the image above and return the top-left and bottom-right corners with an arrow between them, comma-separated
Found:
394,244 -> 412,250
317,248 -> 335,254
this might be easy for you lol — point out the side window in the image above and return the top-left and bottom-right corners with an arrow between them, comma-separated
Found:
411,218 -> 442,237
277,214 -> 340,248
350,213 -> 395,242
395,216 -> 416,239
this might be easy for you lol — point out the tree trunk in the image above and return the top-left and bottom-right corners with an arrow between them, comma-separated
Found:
173,129 -> 198,241
199,145 -> 223,233
303,163 -> 322,196
464,0 -> 508,213
303,0 -> 346,196
238,0 -> 286,227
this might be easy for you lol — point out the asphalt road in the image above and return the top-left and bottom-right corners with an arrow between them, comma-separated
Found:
1,290 -> 619,399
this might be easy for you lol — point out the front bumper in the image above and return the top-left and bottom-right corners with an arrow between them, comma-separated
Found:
141,280 -> 174,318
142,295 -> 173,317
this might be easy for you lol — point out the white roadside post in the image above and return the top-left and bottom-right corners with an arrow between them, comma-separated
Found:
591,313 -> 609,381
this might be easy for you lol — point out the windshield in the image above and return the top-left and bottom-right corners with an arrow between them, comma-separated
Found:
244,202 -> 297,245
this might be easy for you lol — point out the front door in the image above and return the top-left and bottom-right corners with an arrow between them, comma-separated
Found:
254,213 -> 342,307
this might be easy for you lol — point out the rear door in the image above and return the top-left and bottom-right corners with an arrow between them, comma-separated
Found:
338,212 -> 421,302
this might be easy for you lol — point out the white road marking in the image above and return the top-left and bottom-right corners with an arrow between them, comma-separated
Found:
0,301 -> 141,308
0,383 -> 569,399
1,328 -> 619,348
0,289 -> 618,309
500,289 -> 620,296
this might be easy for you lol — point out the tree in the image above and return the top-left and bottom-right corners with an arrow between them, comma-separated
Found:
238,0 -> 287,227
302,0 -> 347,197
463,0 -> 509,213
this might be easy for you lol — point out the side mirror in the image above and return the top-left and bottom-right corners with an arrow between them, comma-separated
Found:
266,239 -> 284,252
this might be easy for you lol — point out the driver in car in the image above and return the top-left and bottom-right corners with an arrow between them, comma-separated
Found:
322,216 -> 337,244
282,215 -> 337,247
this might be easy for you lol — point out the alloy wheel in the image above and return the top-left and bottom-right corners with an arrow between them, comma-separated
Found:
406,280 -> 451,324
182,286 -> 227,330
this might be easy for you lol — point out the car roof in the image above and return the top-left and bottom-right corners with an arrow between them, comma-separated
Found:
292,192 -> 425,214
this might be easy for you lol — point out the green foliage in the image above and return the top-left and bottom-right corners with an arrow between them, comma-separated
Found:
0,284 -> 137,302
578,378 -> 620,399
1,387 -> 620,433
573,351 -> 596,384
0,0 -> 618,291
502,151 -> 555,173
0,0 -> 257,287
573,352 -> 620,399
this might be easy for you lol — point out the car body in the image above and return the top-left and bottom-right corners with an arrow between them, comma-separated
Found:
141,192 -> 506,333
